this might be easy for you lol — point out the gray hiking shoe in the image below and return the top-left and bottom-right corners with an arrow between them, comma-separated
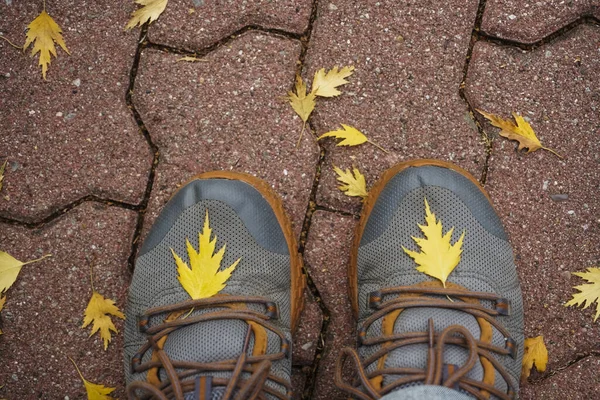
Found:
336,160 -> 524,400
124,171 -> 304,399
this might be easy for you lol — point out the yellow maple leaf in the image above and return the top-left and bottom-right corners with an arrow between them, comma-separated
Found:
287,75 -> 316,147
565,267 -> 600,322
82,292 -> 125,350
23,9 -> 70,80
0,159 -> 6,193
403,198 -> 465,287
521,335 -> 548,381
70,357 -> 116,400
317,124 -> 388,153
126,0 -> 168,30
477,110 -> 562,158
333,165 -> 368,199
172,210 -> 240,300
312,66 -> 355,97
0,251 -> 52,293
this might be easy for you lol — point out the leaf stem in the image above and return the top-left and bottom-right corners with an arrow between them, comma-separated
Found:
542,147 -> 563,159
68,356 -> 86,382
89,263 -> 95,293
296,121 -> 306,148
368,140 -> 389,154
0,35 -> 22,50
21,254 -> 52,267
43,0 -> 46,11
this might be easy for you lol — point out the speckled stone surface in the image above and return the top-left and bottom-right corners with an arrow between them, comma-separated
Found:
0,204 -> 136,398
146,0 -> 313,50
0,0 -> 152,222
304,0 -> 485,214
481,0 -> 596,43
133,32 -> 318,241
520,356 -> 600,399
304,211 -> 357,400
466,24 -> 600,370
293,288 -> 323,366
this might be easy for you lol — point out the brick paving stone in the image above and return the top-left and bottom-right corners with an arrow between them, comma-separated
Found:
304,0 -> 485,214
146,0 -> 313,50
293,288 -> 323,366
0,204 -> 136,398
0,0 -> 151,222
304,211 -> 357,400
481,0 -> 596,44
133,32 -> 318,241
465,25 -> 600,371
520,356 -> 600,399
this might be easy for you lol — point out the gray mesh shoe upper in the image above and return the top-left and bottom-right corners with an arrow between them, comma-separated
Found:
337,163 -> 524,400
124,176 -> 298,399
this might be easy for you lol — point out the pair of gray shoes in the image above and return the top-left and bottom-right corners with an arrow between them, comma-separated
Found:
124,160 -> 524,400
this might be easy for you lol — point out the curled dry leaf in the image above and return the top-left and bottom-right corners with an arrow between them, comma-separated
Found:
172,210 -> 240,300
312,66 -> 355,97
0,251 -> 52,293
317,124 -> 388,153
70,357 -> 116,400
565,267 -> 600,322
126,0 -> 169,30
24,9 -> 70,79
333,165 -> 368,199
477,109 -> 562,158
521,335 -> 548,382
402,198 -> 465,287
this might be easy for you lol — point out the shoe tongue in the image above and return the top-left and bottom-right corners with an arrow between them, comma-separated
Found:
160,315 -> 252,399
383,307 -> 484,388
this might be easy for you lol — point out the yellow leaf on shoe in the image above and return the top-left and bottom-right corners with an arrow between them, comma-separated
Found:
565,267 -> 600,322
402,198 -> 465,287
312,66 -> 355,97
70,357 -> 116,400
23,10 -> 70,79
82,292 -> 125,351
125,0 -> 168,30
333,165 -> 368,199
0,251 -> 51,293
172,210 -> 240,300
521,335 -> 548,381
477,110 -> 562,158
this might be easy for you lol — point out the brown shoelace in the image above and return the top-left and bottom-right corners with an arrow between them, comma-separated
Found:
127,296 -> 291,400
335,285 -> 518,400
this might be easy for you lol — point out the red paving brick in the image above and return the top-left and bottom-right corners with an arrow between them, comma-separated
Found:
0,0 -> 151,222
466,24 -> 600,370
0,204 -> 136,398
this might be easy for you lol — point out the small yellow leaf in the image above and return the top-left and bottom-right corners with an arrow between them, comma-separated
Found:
521,336 -> 548,381
402,198 -> 465,287
177,56 -> 207,62
287,74 -> 316,123
172,210 -> 240,300
333,165 -> 368,199
126,0 -> 168,30
0,252 -> 51,293
477,109 -> 562,158
82,292 -> 125,351
70,357 -> 116,400
565,267 -> 600,322
0,159 -> 6,193
23,10 -> 70,80
312,66 -> 355,97
318,124 -> 367,146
